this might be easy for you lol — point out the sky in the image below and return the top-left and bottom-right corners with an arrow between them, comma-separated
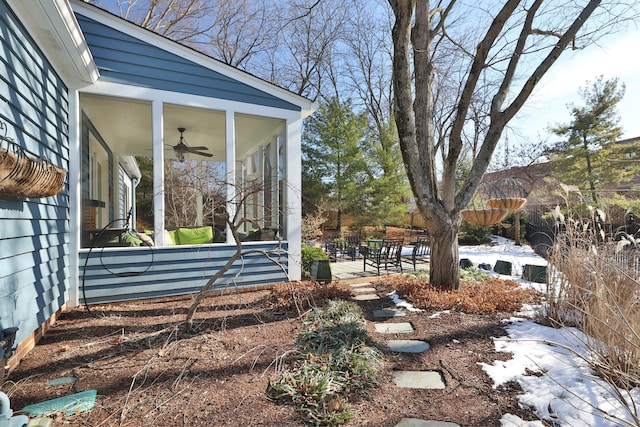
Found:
506,26 -> 640,153
392,237 -> 640,427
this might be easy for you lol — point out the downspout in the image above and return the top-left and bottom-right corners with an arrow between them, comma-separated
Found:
131,177 -> 138,231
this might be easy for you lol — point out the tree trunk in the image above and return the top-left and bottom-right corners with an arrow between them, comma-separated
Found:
514,210 -> 521,246
429,217 -> 460,291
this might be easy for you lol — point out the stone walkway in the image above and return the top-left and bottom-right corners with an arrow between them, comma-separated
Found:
346,280 -> 461,427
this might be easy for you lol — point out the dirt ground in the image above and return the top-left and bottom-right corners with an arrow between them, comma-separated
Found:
1,278 -> 545,427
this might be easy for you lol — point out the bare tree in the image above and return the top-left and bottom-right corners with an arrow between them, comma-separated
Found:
388,0 -> 637,290
265,0 -> 350,101
184,177 -> 289,330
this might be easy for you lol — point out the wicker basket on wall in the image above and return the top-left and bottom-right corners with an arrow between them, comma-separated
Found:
487,197 -> 527,211
0,149 -> 67,198
461,208 -> 509,226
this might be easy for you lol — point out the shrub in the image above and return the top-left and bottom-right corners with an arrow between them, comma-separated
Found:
459,220 -> 492,245
263,281 -> 353,313
301,244 -> 329,275
267,300 -> 381,426
383,275 -> 543,314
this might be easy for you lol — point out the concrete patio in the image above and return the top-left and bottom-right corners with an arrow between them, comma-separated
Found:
329,256 -> 429,281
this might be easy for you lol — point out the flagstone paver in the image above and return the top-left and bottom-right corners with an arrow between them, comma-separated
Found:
345,277 -> 461,427
395,419 -> 461,427
373,308 -> 406,318
347,281 -> 373,287
351,287 -> 377,294
352,294 -> 380,301
374,322 -> 414,334
392,370 -> 446,389
387,339 -> 430,353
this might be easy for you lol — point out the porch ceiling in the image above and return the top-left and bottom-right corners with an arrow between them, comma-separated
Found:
80,94 -> 285,161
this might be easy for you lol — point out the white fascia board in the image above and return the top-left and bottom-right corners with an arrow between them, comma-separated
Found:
120,155 -> 142,181
7,0 -> 99,85
69,0 -> 316,117
81,80 -> 305,122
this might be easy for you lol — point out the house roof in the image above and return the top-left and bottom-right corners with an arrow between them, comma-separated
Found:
70,0 -> 315,118
7,0 -> 99,84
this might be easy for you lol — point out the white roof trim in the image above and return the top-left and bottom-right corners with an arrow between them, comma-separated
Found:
70,0 -> 316,118
7,0 -> 99,84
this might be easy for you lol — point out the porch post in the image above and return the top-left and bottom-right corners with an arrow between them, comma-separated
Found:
286,117 -> 302,281
68,89 -> 81,307
225,110 -> 236,244
152,100 -> 165,245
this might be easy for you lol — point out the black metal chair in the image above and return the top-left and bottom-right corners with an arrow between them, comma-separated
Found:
364,238 -> 404,275
401,235 -> 430,270
340,232 -> 362,261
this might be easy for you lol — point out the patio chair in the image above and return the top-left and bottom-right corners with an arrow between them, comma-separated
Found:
340,231 -> 362,261
401,235 -> 430,270
363,238 -> 404,275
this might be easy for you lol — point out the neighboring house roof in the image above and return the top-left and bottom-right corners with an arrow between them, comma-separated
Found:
483,162 -> 561,208
70,0 -> 315,117
484,136 -> 640,209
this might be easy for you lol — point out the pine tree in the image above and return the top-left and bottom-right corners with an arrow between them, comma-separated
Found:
550,76 -> 626,204
302,98 -> 368,230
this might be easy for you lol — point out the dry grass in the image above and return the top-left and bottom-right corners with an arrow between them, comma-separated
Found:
383,275 -> 543,314
262,281 -> 354,313
547,225 -> 640,392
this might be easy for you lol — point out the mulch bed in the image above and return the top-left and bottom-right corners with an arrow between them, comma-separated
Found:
1,280 -> 545,426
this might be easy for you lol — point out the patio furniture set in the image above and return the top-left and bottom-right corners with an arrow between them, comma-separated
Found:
323,232 -> 431,275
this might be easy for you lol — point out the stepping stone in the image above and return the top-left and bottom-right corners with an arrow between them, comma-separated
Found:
392,371 -> 445,389
373,308 -> 406,318
27,418 -> 54,427
395,419 -> 461,427
47,376 -> 76,386
352,294 -> 380,301
22,390 -> 97,416
348,281 -> 372,287
374,322 -> 414,334
352,287 -> 377,294
388,339 -> 430,353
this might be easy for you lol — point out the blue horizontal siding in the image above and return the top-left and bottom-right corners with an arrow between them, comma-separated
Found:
79,243 -> 289,305
75,13 -> 300,112
0,1 -> 70,350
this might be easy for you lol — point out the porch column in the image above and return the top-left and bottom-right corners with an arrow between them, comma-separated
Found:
225,110 -> 236,244
286,117 -> 302,281
68,89 -> 81,307
152,100 -> 166,245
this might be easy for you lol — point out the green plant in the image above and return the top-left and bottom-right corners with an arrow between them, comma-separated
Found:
460,266 -> 491,283
267,300 -> 381,426
301,244 -> 330,274
459,220 -> 492,245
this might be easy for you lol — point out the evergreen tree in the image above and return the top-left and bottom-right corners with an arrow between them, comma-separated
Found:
360,119 -> 410,229
302,98 -> 368,230
550,76 -> 626,204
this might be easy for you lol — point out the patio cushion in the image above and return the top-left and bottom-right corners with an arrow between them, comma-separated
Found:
165,229 -> 177,246
176,226 -> 213,245
111,232 -> 144,247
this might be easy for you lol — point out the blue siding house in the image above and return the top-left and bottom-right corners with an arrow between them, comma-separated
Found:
0,0 -> 314,371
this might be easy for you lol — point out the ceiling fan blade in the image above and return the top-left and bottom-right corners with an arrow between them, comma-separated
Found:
186,146 -> 209,151
188,149 -> 213,157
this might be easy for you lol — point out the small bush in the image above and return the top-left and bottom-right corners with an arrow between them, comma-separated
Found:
264,281 -> 353,313
459,221 -> 492,245
267,300 -> 381,426
301,244 -> 329,275
384,275 -> 543,314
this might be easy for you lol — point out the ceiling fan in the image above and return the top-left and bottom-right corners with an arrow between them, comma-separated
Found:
172,127 -> 212,161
